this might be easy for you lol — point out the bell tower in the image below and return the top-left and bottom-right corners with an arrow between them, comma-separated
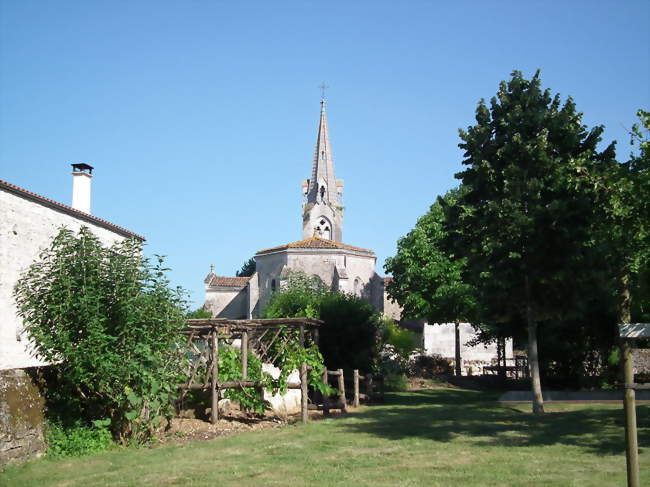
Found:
302,98 -> 344,241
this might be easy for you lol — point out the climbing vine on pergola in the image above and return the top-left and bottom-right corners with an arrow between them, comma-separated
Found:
178,317 -> 323,423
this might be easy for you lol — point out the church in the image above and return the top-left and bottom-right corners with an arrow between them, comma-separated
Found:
204,98 -> 389,319
203,99 -> 511,372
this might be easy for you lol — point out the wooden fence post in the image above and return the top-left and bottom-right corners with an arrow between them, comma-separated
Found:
622,340 -> 640,487
353,369 -> 360,407
211,327 -> 220,424
337,368 -> 347,412
300,362 -> 308,424
241,330 -> 248,380
366,373 -> 373,401
322,368 -> 330,416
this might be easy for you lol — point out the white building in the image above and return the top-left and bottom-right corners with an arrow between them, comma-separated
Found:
0,165 -> 144,370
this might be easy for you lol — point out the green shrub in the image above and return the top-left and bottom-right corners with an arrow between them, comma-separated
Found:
408,354 -> 453,378
46,420 -> 115,458
14,227 -> 187,444
384,373 -> 408,392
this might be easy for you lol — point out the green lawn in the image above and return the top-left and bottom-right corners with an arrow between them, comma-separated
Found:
2,387 -> 648,487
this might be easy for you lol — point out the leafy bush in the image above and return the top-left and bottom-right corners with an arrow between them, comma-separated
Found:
14,227 -> 187,444
377,318 -> 418,373
408,354 -> 453,378
46,420 -> 114,458
318,292 -> 380,374
383,373 -> 408,392
186,306 -> 212,319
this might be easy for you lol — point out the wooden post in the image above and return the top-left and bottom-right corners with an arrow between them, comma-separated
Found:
366,373 -> 373,401
300,362 -> 308,424
622,340 -> 640,487
337,368 -> 347,412
353,369 -> 360,407
211,327 -> 220,424
322,368 -> 330,416
241,330 -> 248,380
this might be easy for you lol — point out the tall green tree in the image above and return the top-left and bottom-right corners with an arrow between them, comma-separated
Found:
385,189 -> 476,375
236,258 -> 256,277
595,109 -> 650,326
453,70 -> 615,414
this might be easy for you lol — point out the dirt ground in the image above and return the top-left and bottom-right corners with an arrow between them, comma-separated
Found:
157,409 -> 335,446
159,416 -> 288,445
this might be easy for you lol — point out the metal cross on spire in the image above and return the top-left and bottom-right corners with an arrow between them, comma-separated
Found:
319,82 -> 329,101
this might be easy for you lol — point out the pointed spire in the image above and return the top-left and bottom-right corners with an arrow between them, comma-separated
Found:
306,99 -> 338,204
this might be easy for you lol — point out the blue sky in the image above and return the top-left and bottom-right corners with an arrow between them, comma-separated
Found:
1,1 -> 648,307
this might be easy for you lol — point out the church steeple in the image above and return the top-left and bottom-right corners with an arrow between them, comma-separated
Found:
302,97 -> 344,241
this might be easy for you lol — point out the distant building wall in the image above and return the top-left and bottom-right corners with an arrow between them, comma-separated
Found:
205,287 -> 249,319
423,323 -> 514,374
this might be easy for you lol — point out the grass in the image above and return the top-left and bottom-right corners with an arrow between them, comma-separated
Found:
2,387 -> 649,486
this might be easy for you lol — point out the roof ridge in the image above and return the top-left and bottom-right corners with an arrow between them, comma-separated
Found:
0,179 -> 144,241
256,236 -> 374,255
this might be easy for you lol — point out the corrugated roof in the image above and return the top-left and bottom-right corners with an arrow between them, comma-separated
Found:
256,236 -> 374,255
0,179 -> 144,241
207,275 -> 252,287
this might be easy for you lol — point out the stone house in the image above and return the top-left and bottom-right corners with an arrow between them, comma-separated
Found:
0,165 -> 143,463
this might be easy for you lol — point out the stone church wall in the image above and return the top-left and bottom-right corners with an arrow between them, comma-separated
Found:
0,189 -> 130,371
205,287 -> 249,319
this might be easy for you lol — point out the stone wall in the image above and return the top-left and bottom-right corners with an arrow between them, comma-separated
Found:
0,368 -> 45,465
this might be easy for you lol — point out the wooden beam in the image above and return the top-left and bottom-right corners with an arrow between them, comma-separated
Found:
211,329 -> 219,424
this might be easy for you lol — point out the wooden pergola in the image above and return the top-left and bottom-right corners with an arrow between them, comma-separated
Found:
178,318 -> 322,424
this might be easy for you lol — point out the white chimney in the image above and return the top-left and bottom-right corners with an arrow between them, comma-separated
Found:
71,163 -> 93,214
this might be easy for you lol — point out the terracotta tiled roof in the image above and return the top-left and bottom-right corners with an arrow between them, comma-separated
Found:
383,277 -> 393,284
208,275 -> 252,287
256,236 -> 374,255
0,179 -> 144,241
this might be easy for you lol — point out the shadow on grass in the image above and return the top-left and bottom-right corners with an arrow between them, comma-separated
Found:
340,389 -> 649,456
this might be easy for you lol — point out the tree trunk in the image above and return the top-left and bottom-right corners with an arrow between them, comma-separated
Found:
525,276 -> 544,415
618,273 -> 632,326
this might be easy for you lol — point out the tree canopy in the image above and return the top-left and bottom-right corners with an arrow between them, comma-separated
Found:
235,258 -> 256,277
384,188 -> 476,375
452,70 -> 617,413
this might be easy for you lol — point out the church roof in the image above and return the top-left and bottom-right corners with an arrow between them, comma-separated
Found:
256,236 -> 374,255
206,275 -> 252,287
0,178 -> 144,240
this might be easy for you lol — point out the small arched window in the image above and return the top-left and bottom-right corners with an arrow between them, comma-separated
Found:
353,278 -> 362,297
